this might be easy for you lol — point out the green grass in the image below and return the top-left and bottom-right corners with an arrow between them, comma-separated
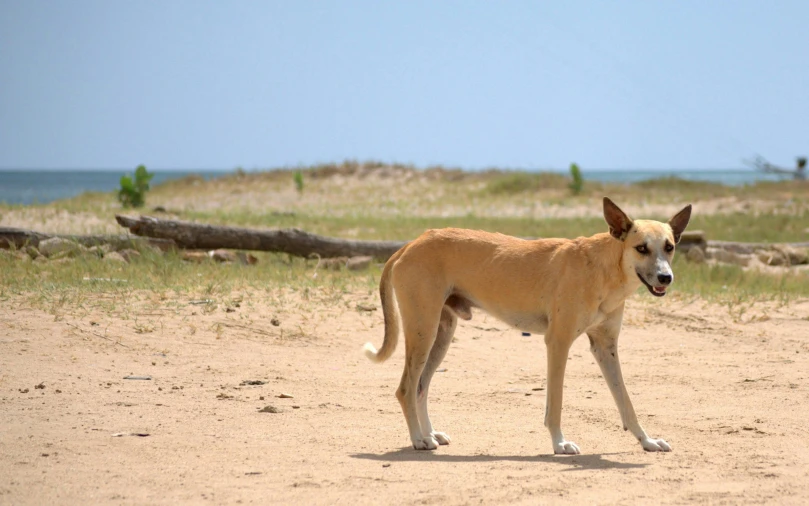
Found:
181,209 -> 809,244
2,245 -> 807,313
0,247 -> 380,314
3,163 -> 809,307
671,255 -> 809,302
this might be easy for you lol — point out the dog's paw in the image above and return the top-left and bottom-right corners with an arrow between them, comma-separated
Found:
431,432 -> 451,445
553,441 -> 581,455
641,437 -> 671,452
413,436 -> 439,450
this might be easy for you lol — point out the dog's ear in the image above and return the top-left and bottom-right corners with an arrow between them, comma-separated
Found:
603,197 -> 633,241
668,204 -> 692,244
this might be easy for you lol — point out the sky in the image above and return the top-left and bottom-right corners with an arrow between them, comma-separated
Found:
1,1 -> 807,171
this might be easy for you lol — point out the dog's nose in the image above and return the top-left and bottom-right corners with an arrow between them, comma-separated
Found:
658,273 -> 672,285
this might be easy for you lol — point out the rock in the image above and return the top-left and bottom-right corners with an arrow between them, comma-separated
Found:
346,256 -> 373,271
104,251 -> 128,263
210,249 -> 238,263
182,251 -> 209,263
258,405 -> 282,413
756,250 -> 788,266
278,393 -> 294,399
686,246 -> 706,264
88,244 -> 114,256
706,248 -> 753,267
118,249 -> 141,262
774,245 -> 809,266
237,252 -> 258,265
320,257 -> 348,270
38,238 -> 84,258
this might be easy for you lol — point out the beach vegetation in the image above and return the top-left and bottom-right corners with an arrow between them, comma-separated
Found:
117,164 -> 154,208
569,162 -> 584,195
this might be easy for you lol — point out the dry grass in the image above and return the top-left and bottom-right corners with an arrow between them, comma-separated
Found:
2,161 -> 809,305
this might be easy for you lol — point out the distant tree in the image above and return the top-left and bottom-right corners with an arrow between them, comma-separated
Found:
569,163 -> 584,195
118,164 -> 154,208
293,170 -> 304,194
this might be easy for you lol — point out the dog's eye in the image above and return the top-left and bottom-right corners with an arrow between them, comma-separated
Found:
665,242 -> 674,253
635,244 -> 649,255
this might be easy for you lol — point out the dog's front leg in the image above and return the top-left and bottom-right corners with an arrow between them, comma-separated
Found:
544,328 -> 579,455
588,315 -> 672,452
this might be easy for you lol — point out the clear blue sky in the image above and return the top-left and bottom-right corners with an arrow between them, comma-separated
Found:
1,1 -> 807,171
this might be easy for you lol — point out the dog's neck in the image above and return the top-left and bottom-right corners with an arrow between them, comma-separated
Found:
582,231 -> 640,308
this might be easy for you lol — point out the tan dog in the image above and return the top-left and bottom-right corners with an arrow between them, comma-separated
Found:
364,197 -> 691,454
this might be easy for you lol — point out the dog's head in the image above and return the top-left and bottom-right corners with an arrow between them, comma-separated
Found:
603,197 -> 692,297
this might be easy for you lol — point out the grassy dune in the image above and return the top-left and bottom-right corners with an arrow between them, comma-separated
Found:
2,163 -> 809,305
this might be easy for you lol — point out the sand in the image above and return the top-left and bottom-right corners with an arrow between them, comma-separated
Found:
2,289 -> 809,505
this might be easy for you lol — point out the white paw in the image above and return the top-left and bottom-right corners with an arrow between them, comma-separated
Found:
641,437 -> 671,452
432,431 -> 451,445
554,441 -> 581,455
413,436 -> 439,450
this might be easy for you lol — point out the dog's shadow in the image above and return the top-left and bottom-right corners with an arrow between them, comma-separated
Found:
350,448 -> 649,471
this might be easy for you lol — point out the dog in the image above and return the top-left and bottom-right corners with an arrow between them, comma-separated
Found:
364,197 -> 691,454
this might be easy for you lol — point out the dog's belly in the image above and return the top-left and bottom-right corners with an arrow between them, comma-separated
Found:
488,308 -> 549,334
446,291 -> 550,333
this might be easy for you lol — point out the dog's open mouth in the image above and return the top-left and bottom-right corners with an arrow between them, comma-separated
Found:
636,272 -> 667,297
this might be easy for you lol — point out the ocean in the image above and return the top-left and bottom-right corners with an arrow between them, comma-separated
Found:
0,168 -> 792,206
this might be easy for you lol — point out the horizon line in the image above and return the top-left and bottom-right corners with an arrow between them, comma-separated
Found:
0,165 -> 754,172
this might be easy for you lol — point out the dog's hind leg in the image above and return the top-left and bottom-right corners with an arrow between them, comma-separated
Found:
544,318 -> 580,455
416,306 -> 457,446
395,294 -> 444,450
587,306 -> 672,452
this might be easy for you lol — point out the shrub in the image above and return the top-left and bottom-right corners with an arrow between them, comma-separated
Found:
568,163 -> 584,195
293,170 -> 304,194
118,164 -> 154,208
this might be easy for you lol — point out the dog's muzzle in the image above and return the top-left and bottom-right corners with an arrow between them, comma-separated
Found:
636,271 -> 670,297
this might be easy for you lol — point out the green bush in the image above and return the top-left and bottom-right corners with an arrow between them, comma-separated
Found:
118,164 -> 154,208
568,163 -> 584,195
293,170 -> 304,194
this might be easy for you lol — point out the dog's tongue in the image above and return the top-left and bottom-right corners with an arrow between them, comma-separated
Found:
653,286 -> 667,294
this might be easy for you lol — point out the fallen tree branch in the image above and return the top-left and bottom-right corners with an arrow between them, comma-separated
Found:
707,240 -> 809,255
0,227 -> 176,251
115,215 -> 407,260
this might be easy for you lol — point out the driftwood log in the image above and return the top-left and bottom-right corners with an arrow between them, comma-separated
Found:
115,215 -> 407,260
0,227 -> 176,251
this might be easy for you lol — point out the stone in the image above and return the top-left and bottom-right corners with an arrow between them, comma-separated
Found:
210,249 -> 238,263
118,249 -> 141,262
756,250 -> 788,266
346,256 -> 373,271
685,246 -> 706,264
38,238 -> 84,258
706,248 -> 752,267
182,251 -> 209,263
774,245 -> 808,266
103,251 -> 128,263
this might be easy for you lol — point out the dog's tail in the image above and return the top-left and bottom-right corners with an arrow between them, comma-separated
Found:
363,247 -> 405,363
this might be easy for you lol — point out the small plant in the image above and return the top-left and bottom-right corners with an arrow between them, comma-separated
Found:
293,170 -> 304,194
118,164 -> 154,208
568,163 -> 584,195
